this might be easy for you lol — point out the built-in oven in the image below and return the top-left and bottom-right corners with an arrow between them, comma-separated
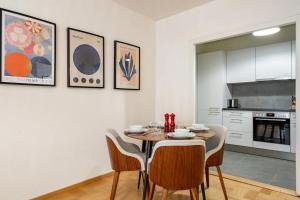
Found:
253,111 -> 291,152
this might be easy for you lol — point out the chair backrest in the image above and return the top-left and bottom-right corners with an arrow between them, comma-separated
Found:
148,140 -> 206,190
205,125 -> 227,166
106,129 -> 142,171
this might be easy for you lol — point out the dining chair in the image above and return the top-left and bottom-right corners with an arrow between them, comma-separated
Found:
205,125 -> 228,200
147,140 -> 206,200
106,129 -> 145,200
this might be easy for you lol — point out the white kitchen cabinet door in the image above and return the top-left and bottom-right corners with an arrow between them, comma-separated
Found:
197,51 -> 228,124
223,111 -> 253,147
226,48 -> 256,83
197,51 -> 227,109
292,40 -> 296,79
198,108 -> 222,124
226,130 -> 253,147
256,41 -> 292,81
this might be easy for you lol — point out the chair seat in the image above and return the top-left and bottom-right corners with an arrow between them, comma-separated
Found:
116,137 -> 146,163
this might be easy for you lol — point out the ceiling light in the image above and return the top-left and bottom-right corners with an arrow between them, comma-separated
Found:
252,27 -> 281,36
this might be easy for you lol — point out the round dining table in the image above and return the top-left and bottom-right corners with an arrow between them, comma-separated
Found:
124,128 -> 216,200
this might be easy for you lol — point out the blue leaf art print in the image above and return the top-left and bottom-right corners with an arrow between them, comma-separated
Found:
119,52 -> 136,81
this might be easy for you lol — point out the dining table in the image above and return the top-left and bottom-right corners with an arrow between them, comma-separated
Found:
124,128 -> 216,200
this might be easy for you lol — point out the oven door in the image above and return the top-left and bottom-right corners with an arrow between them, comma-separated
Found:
253,117 -> 290,145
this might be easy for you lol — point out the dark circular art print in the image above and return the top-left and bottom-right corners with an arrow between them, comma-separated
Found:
73,44 -> 101,75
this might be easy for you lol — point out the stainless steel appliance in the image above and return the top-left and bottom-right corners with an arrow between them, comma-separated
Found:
253,111 -> 291,152
227,99 -> 239,108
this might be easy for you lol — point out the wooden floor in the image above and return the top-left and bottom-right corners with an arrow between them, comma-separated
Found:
36,171 -> 300,200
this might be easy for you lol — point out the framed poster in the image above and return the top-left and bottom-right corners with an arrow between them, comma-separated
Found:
114,41 -> 140,90
67,28 -> 104,88
0,8 -> 56,86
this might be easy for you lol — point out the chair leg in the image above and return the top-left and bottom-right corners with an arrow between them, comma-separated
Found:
161,189 -> 168,200
148,182 -> 156,200
190,188 -> 198,200
110,171 -> 120,200
205,166 -> 209,188
138,172 -> 142,189
216,166 -> 228,200
200,183 -> 206,200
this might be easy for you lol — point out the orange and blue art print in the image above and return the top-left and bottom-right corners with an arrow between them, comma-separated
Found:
1,9 -> 56,86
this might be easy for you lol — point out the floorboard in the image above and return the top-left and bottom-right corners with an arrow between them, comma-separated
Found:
35,171 -> 300,200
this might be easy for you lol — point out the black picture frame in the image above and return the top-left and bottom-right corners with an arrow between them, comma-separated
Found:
67,28 -> 105,89
114,41 -> 140,90
0,8 -> 56,86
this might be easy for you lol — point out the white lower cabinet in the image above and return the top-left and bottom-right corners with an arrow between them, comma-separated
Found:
198,107 -> 222,124
223,111 -> 253,147
227,130 -> 253,147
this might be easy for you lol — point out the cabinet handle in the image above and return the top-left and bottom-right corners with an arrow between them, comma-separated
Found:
256,78 -> 275,81
230,119 -> 242,122
274,76 -> 290,80
230,132 -> 243,135
229,135 -> 242,138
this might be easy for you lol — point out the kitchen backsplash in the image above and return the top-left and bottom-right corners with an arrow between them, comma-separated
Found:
230,80 -> 295,110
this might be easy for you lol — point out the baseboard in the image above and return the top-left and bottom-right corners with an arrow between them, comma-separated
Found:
225,144 -> 296,161
209,171 -> 298,197
31,171 -> 114,200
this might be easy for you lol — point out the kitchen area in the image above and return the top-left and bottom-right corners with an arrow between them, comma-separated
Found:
196,24 -> 296,190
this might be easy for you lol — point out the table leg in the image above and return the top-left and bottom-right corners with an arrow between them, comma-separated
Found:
138,141 -> 147,189
142,141 -> 153,200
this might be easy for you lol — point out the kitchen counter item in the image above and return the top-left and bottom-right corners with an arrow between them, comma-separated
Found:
227,99 -> 239,108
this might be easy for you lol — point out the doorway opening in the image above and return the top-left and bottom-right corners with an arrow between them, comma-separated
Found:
195,24 -> 296,190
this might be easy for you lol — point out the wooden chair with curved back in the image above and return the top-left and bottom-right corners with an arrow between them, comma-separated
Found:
205,125 -> 228,200
147,140 -> 206,200
106,129 -> 145,200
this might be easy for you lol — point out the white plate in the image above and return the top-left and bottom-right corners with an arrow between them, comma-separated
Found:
125,128 -> 149,133
187,126 -> 210,131
167,132 -> 196,139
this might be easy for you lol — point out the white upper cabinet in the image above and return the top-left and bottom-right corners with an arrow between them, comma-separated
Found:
256,41 -> 292,81
292,40 -> 296,79
226,48 -> 256,83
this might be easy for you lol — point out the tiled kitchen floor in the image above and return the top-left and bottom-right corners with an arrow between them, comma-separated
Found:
214,151 -> 296,190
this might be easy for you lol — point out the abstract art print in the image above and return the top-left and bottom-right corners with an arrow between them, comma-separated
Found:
0,9 -> 56,86
114,41 -> 140,90
67,28 -> 104,88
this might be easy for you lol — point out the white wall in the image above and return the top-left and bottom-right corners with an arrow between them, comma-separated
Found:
155,0 -> 300,194
0,0 -> 155,199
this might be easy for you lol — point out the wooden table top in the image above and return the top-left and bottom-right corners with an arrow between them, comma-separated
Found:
124,128 -> 215,142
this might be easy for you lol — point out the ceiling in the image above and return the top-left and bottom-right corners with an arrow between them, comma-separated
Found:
196,24 -> 296,54
113,0 -> 213,20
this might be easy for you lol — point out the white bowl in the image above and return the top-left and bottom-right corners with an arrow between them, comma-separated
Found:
174,128 -> 190,137
192,123 -> 205,128
129,125 -> 143,131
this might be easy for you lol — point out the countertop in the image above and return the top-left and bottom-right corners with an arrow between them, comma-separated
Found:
223,108 -> 296,112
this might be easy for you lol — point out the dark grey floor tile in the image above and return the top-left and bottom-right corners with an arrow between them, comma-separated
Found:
215,151 -> 296,190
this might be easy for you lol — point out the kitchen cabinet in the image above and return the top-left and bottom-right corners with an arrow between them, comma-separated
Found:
197,51 -> 230,124
290,112 -> 296,153
256,41 -> 292,81
223,111 -> 253,147
198,107 -> 222,124
226,48 -> 256,83
292,40 -> 296,79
